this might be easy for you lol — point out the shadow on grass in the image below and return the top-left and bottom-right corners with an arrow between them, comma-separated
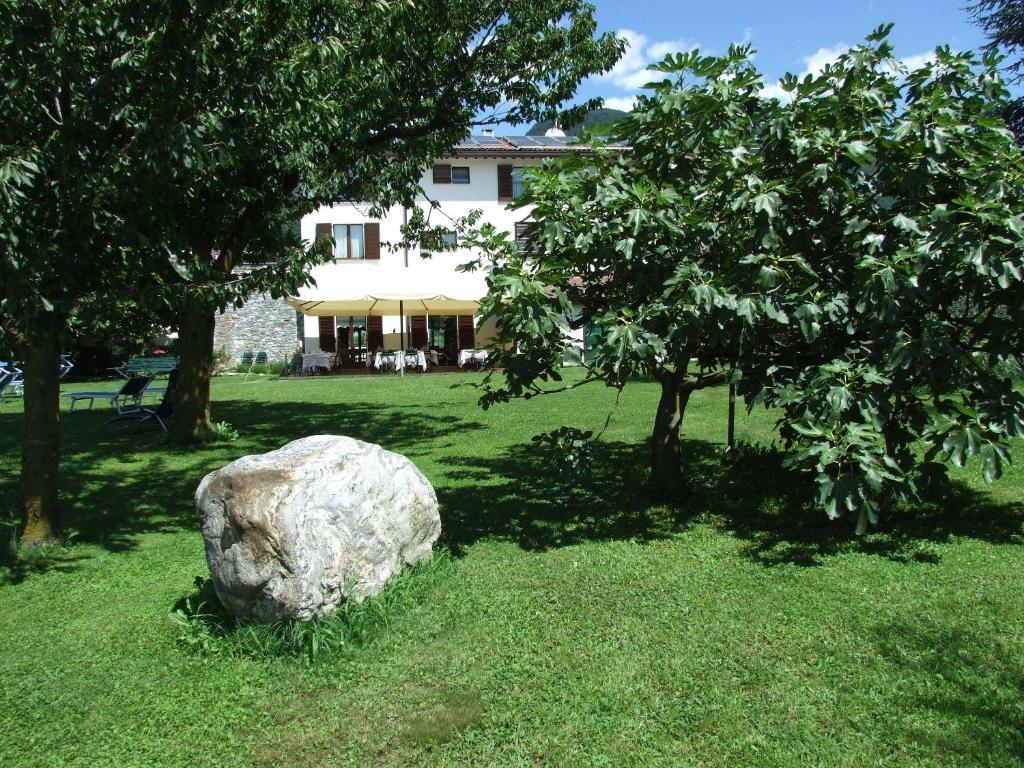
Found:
436,438 -> 1024,566
871,617 -> 1024,763
0,398 -> 486,583
437,439 -> 689,553
701,444 -> 1024,566
1,388 -> 1022,582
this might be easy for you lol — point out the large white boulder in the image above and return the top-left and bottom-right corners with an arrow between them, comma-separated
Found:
195,435 -> 440,622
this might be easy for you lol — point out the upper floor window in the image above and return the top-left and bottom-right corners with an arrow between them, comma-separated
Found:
498,164 -> 527,202
315,221 -> 380,260
441,231 -> 458,247
333,224 -> 364,260
432,164 -> 470,184
511,167 -> 526,199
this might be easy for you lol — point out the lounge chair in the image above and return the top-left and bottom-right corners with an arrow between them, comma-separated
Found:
112,370 -> 177,431
0,370 -> 14,402
1,362 -> 24,396
65,375 -> 155,413
243,350 -> 269,381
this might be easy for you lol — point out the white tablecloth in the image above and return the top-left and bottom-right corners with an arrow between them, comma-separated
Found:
458,349 -> 488,367
302,353 -> 330,373
373,351 -> 427,372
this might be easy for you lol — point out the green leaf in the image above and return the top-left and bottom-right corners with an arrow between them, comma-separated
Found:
844,140 -> 874,165
893,214 -> 926,236
753,192 -> 780,218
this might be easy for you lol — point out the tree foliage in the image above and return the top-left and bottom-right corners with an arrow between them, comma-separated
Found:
1,0 -> 622,541
471,27 -> 1024,530
969,0 -> 1024,140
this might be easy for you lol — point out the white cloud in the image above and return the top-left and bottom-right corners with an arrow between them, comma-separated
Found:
602,28 -> 700,91
758,82 -> 793,102
802,44 -> 851,77
758,44 -> 936,101
602,95 -> 639,112
894,51 -> 937,73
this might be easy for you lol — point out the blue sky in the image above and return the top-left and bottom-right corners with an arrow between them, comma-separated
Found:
567,0 -> 997,112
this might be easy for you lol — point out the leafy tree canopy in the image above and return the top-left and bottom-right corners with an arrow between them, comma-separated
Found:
469,27 -> 1024,532
969,0 -> 1024,139
1,0 -> 623,542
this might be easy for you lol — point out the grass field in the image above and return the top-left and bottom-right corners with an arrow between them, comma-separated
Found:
1,371 -> 1022,767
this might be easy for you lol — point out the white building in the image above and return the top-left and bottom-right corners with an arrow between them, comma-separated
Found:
213,134 -> 589,371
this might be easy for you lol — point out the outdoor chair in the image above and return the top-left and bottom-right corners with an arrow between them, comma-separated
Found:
1,361 -> 24,396
111,370 -> 177,432
59,354 -> 74,379
242,350 -> 269,380
65,375 -> 155,413
0,370 -> 14,402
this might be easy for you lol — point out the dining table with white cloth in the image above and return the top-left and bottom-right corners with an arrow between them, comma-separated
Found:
458,349 -> 488,368
301,352 -> 330,374
372,350 -> 427,372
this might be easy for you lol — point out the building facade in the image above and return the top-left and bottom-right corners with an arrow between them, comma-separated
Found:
214,134 -> 587,369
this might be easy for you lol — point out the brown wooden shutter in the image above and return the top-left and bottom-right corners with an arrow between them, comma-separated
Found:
318,316 -> 336,353
315,222 -> 332,241
364,222 -> 381,260
410,315 -> 427,348
457,315 -> 475,349
432,164 -> 452,184
497,165 -> 513,202
514,220 -> 540,253
367,316 -> 384,349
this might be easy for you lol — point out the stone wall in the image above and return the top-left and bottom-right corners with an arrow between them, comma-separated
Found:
213,293 -> 302,370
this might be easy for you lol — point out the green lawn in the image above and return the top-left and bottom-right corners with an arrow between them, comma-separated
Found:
1,371 -> 1022,767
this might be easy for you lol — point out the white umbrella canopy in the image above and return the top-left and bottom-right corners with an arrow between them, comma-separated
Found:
287,264 -> 485,316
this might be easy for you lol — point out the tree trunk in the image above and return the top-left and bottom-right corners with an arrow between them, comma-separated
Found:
171,298 -> 216,444
21,312 -> 63,546
649,374 -> 692,495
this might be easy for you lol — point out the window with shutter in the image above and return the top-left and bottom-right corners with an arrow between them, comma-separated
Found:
497,165 -> 513,201
451,166 -> 470,184
432,164 -> 452,184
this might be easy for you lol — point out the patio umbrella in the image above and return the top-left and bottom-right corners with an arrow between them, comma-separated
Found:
287,266 -> 485,374
286,265 -> 484,316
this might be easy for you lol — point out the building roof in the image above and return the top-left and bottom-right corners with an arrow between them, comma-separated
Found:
451,134 -> 617,159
